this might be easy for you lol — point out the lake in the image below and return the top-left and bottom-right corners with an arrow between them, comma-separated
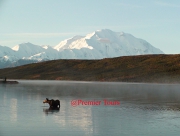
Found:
1,80 -> 180,136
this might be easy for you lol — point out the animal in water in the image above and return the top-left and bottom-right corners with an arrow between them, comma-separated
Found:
43,98 -> 60,108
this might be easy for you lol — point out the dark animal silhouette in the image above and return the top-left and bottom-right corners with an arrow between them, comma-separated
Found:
43,98 -> 60,108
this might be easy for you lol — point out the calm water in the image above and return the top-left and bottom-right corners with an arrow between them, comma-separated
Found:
1,80 -> 180,136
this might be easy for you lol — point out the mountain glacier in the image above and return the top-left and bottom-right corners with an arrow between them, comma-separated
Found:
0,29 -> 164,68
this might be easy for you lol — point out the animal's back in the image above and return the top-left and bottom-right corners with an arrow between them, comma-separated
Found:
56,100 -> 60,107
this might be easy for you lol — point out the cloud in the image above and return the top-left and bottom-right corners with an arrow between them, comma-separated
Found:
118,2 -> 143,8
1,32 -> 78,38
155,1 -> 180,8
0,32 -> 80,47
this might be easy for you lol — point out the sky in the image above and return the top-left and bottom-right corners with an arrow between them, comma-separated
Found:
0,0 -> 180,54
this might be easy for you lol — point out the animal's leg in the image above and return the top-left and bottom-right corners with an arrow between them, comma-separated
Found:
58,100 -> 60,107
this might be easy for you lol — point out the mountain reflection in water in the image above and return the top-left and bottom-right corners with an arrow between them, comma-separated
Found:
1,80 -> 180,136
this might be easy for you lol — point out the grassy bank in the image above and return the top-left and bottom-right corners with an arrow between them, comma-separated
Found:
0,54 -> 180,83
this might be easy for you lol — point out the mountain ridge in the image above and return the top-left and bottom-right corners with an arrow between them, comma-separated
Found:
0,29 -> 164,68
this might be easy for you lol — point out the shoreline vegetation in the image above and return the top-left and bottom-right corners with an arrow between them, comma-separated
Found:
0,54 -> 180,83
0,78 -> 18,84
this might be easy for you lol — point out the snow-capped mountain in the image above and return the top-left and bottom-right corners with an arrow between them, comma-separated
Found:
0,29 -> 164,68
54,29 -> 163,59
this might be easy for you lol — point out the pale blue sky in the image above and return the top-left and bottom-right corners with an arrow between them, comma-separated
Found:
0,0 -> 180,54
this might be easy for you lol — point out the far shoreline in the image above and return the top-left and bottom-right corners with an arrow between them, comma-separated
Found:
12,79 -> 180,85
1,54 -> 180,84
0,80 -> 19,84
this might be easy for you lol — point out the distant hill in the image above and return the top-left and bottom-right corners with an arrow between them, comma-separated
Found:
0,29 -> 163,68
0,54 -> 180,83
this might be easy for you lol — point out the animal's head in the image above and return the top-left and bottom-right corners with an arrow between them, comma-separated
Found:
43,98 -> 49,103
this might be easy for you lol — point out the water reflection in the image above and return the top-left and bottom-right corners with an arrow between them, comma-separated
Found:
17,80 -> 180,103
43,107 -> 60,115
3,93 -> 7,106
1,80 -> 180,136
10,98 -> 17,122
